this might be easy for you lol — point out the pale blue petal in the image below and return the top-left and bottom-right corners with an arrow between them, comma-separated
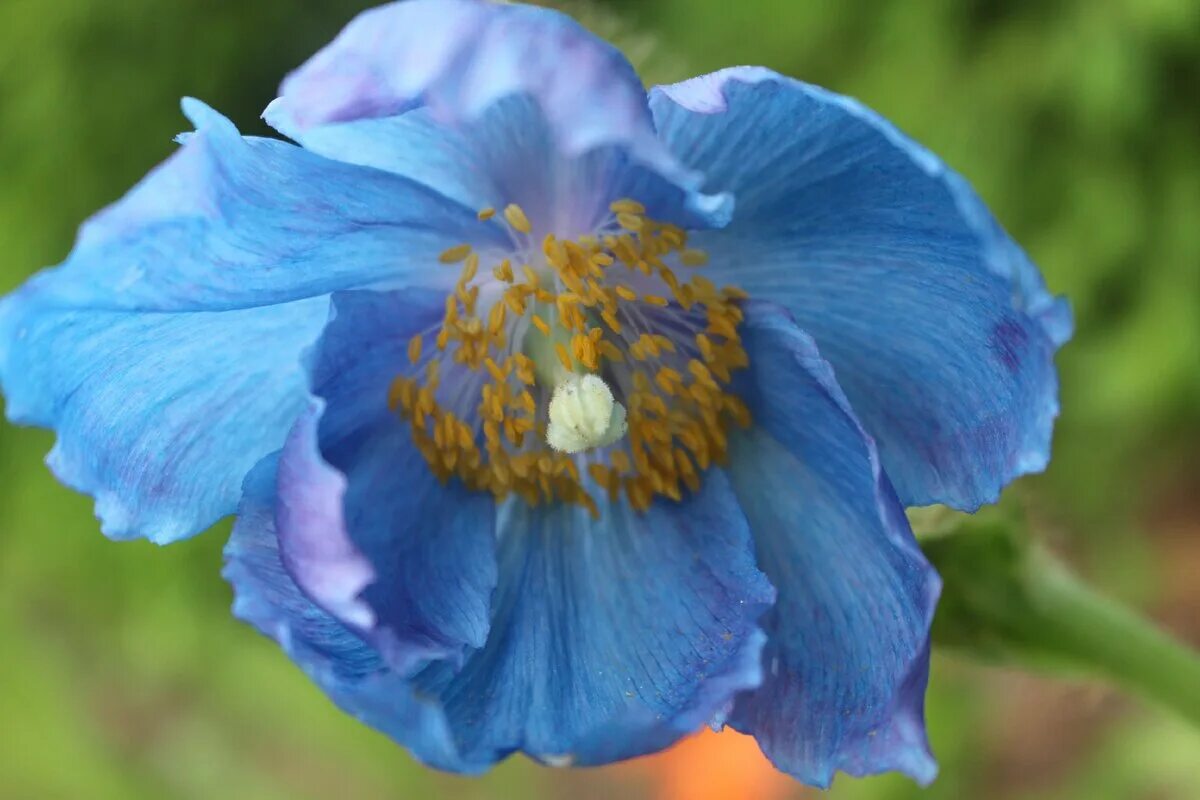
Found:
35,99 -> 496,313
0,98 -> 496,542
0,291 -> 328,543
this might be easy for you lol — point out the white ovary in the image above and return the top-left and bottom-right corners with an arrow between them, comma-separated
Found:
545,374 -> 628,454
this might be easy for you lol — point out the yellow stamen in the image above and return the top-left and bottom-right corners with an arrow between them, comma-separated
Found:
504,204 -> 532,234
487,302 -> 508,336
439,243 -> 472,264
598,340 -> 625,363
460,253 -> 479,283
484,357 -> 507,383
610,199 -> 645,215
617,212 -> 644,232
555,342 -> 573,373
493,259 -> 514,283
504,288 -> 526,316
522,264 -> 540,289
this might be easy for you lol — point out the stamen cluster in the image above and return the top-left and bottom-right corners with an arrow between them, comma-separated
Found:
388,199 -> 752,516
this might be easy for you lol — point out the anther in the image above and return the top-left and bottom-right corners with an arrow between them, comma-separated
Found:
610,199 -> 646,215
504,204 -> 533,234
439,243 -> 473,264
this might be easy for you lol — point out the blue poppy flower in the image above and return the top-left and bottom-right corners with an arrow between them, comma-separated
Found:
0,0 -> 1070,788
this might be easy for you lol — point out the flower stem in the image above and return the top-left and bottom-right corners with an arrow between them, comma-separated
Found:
1026,551 -> 1200,726
923,516 -> 1200,728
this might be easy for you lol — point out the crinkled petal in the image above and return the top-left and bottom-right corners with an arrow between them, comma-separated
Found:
0,98 -> 494,543
274,289 -> 498,674
410,473 -> 775,769
224,456 -> 476,773
725,302 -> 940,788
651,68 -> 1071,510
0,290 -> 328,543
265,0 -> 701,202
31,98 -> 495,314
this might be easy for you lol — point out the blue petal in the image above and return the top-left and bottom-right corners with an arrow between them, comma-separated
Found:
0,99 -> 497,543
651,69 -> 1071,510
277,289 -> 499,674
726,302 -> 940,788
226,453 -> 769,775
411,474 -> 775,768
265,0 -> 698,196
269,96 -> 730,237
33,99 -> 495,313
0,290 -> 328,543
224,456 -> 476,774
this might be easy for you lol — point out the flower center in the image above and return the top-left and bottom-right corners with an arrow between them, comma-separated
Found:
389,199 -> 751,517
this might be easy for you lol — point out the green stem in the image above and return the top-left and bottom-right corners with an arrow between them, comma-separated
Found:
1027,551 -> 1200,727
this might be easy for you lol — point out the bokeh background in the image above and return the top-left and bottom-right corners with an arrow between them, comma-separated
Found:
1,1 -> 1197,798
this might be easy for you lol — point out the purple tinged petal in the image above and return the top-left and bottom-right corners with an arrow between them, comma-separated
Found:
269,0 -> 649,154
264,0 -> 720,218
274,399 -> 375,632
279,289 -> 499,675
224,458 -> 474,772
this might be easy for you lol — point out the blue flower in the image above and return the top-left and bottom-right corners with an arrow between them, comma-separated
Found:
0,0 -> 1070,787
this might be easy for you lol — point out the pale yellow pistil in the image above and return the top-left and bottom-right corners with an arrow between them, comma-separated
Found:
388,199 -> 752,516
546,374 -> 627,454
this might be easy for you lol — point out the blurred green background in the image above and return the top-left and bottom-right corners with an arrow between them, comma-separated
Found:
1,1 -> 1197,798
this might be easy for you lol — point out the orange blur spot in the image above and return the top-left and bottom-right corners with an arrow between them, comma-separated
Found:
624,728 -> 800,800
